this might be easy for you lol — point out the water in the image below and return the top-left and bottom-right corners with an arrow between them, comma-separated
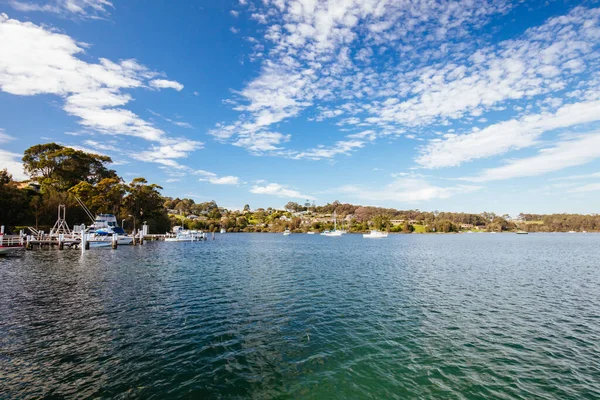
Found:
1,233 -> 600,399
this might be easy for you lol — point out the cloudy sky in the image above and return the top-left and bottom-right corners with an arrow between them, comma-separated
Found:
1,0 -> 600,215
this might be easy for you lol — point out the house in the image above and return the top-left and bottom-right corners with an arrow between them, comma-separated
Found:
390,219 -> 405,225
16,181 -> 41,192
460,223 -> 474,229
187,214 -> 199,220
280,215 -> 290,222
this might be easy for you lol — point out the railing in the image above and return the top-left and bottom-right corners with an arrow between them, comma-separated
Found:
0,235 -> 24,247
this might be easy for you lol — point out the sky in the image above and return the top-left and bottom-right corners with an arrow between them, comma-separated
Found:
1,0 -> 600,216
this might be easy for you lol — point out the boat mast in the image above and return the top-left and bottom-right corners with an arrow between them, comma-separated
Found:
333,211 -> 337,231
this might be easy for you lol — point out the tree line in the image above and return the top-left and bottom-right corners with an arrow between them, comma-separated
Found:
1,142 -> 599,234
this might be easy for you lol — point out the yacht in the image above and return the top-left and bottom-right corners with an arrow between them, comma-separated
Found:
321,230 -> 343,237
321,212 -> 344,236
307,231 -> 316,235
283,229 -> 291,236
165,227 -> 207,242
220,228 -> 226,234
87,214 -> 134,245
363,230 -> 388,238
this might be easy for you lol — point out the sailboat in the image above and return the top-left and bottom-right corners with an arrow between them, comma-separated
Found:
321,212 -> 343,236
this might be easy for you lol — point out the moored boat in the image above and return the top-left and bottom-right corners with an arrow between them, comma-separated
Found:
0,227 -> 24,256
165,228 -> 206,242
283,229 -> 291,236
321,211 -> 344,236
363,230 -> 388,238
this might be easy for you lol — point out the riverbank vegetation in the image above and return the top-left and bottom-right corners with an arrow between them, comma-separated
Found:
2,143 -> 600,234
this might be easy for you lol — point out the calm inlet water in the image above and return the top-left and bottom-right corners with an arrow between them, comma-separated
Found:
1,233 -> 600,398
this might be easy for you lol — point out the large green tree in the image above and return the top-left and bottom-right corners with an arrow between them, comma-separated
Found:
0,169 -> 31,231
22,143 -> 116,190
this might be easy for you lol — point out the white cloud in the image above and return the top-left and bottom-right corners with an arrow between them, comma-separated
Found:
149,79 -> 184,91
0,14 -> 200,168
208,176 -> 240,185
213,4 -> 600,161
417,99 -> 600,168
134,140 -> 204,164
291,139 -> 365,160
338,177 -> 481,203
0,149 -> 27,181
9,0 -> 113,18
250,182 -> 315,200
551,172 -> 600,181
569,183 -> 600,193
195,170 -> 240,185
462,133 -> 600,182
0,128 -> 14,144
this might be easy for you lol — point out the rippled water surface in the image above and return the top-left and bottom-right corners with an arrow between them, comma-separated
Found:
2,233 -> 600,399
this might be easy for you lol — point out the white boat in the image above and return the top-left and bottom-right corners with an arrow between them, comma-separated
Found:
164,228 -> 206,242
321,230 -> 343,236
0,231 -> 24,255
363,230 -> 388,238
321,211 -> 344,236
87,214 -> 134,245
87,238 -> 113,248
220,228 -> 226,234
307,231 -> 316,235
283,229 -> 291,236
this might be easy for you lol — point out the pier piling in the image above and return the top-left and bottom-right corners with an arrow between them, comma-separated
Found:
81,231 -> 87,252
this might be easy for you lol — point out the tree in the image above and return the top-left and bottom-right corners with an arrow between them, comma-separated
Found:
122,178 -> 170,232
22,143 -> 115,190
30,195 -> 42,229
285,201 -> 301,212
0,169 -> 30,231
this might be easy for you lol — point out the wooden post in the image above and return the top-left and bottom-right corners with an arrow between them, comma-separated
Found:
112,234 -> 118,249
132,230 -> 137,246
58,234 -> 64,250
81,231 -> 87,252
26,235 -> 32,250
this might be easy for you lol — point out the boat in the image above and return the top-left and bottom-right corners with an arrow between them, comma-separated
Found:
86,214 -> 134,245
86,236 -> 113,248
307,231 -> 316,235
0,237 -> 24,255
363,230 -> 388,238
568,230 -> 576,233
321,212 -> 344,236
516,230 -> 528,234
220,228 -> 226,234
0,228 -> 24,256
165,228 -> 206,242
283,229 -> 291,236
321,230 -> 343,236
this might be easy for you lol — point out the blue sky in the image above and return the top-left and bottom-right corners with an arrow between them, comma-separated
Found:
1,0 -> 600,216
